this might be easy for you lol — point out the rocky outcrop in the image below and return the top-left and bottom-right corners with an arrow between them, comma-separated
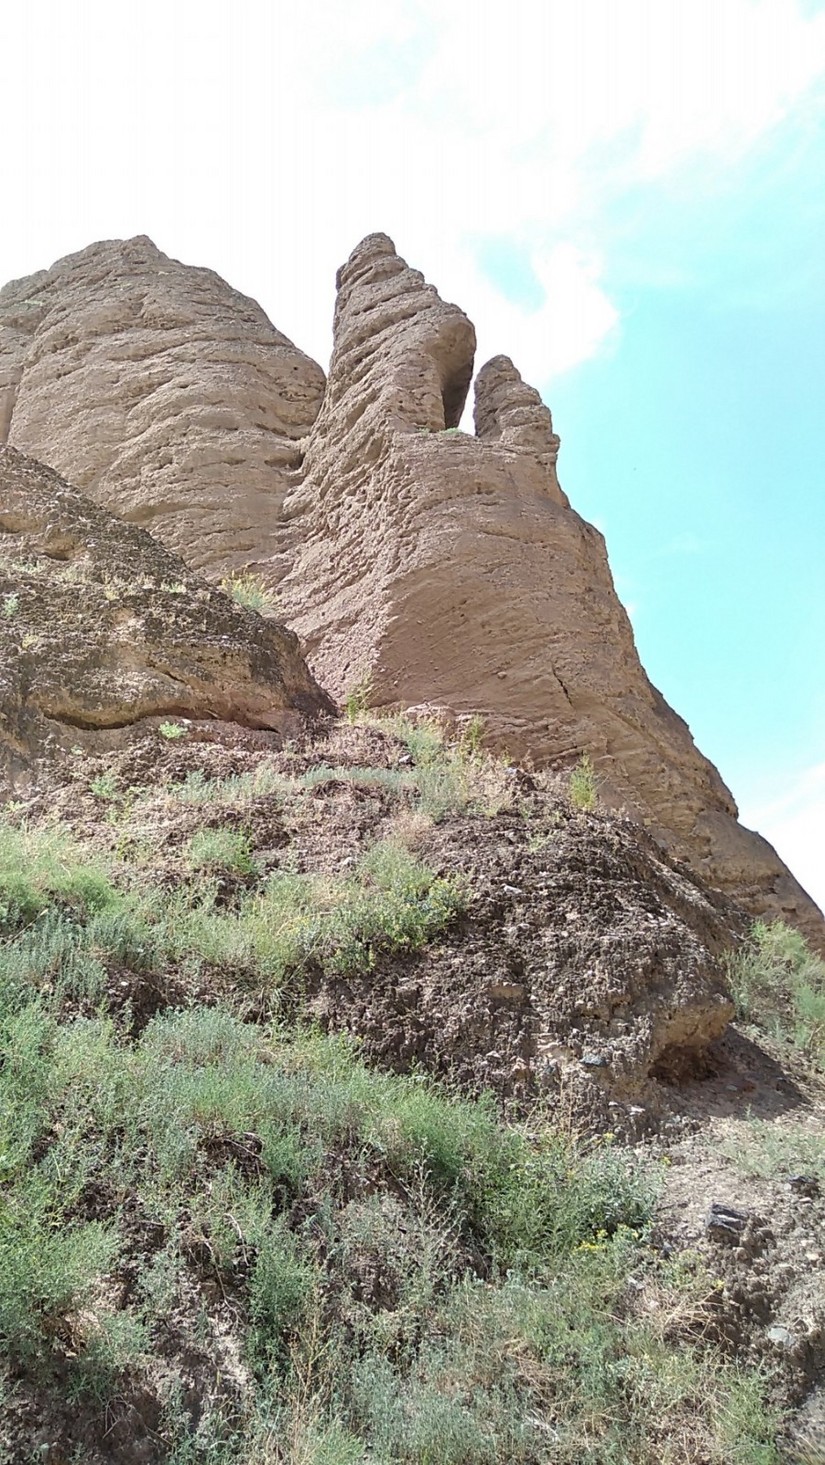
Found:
0,447 -> 333,782
278,234 -> 824,948
0,236 -> 325,579
0,233 -> 821,948
306,795 -> 739,1114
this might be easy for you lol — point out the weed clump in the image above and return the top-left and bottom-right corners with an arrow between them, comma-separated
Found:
569,753 -> 598,811
220,571 -> 280,616
727,919 -> 825,1067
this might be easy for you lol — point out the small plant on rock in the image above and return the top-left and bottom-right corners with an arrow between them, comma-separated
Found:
158,722 -> 187,741
569,754 -> 598,811
220,572 -> 279,617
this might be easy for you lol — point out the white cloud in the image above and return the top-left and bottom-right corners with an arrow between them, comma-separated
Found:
2,0 -> 825,383
741,763 -> 825,913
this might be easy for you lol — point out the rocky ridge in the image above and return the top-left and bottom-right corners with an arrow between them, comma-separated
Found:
1,232 -> 822,948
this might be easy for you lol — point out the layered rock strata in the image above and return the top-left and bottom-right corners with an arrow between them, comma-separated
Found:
0,236 -> 325,578
0,447 -> 333,781
278,235 -> 823,947
0,233 -> 821,947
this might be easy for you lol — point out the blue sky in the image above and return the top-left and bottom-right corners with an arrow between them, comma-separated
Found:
1,0 -> 823,904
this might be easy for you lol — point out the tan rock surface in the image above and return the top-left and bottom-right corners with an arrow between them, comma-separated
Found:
0,236 -> 325,578
0,232 -> 820,947
0,447 -> 333,782
278,235 -> 824,948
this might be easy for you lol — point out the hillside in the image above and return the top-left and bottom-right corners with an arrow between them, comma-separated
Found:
0,710 -> 824,1463
0,237 -> 824,1463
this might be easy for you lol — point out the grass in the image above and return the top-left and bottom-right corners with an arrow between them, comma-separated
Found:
0,980 -> 781,1461
386,713 -> 514,820
726,920 -> 825,1067
718,1117 -> 825,1185
221,571 -> 280,617
343,674 -> 374,723
187,827 -> 257,876
0,819 -> 464,998
569,753 -> 598,812
0,754 -> 790,1460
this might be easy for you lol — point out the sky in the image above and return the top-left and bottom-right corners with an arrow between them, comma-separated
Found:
1,0 -> 823,908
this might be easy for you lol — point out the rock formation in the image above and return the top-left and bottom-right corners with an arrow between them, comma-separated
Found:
279,234 -> 824,948
1,233 -> 822,947
0,236 -> 325,578
0,447 -> 333,782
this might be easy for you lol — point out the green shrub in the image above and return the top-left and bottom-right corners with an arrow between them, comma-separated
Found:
343,674 -> 374,723
569,753 -> 598,811
0,1194 -> 119,1361
727,920 -> 825,1065
187,827 -> 256,876
90,771 -> 119,801
0,821 -> 117,933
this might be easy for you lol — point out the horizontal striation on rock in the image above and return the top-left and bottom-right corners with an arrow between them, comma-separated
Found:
0,236 -> 325,578
0,231 -> 821,948
277,234 -> 824,949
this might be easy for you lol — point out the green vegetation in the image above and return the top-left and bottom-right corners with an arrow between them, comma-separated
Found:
221,571 -> 280,616
187,826 -> 256,876
719,1117 -> 825,1185
0,975 -> 779,1461
0,743 -> 788,1461
0,821 -> 463,999
726,920 -> 825,1067
343,673 -> 374,723
569,753 -> 598,811
90,770 -> 120,801
387,713 -> 513,820
2,591 -> 19,618
159,720 -> 188,740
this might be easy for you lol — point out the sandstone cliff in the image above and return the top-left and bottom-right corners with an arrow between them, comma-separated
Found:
278,234 -> 823,947
0,447 -> 333,782
1,234 -> 821,946
0,236 -> 324,578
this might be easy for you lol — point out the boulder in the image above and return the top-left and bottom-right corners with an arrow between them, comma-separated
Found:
0,447 -> 333,782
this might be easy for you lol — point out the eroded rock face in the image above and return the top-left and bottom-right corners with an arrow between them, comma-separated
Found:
278,235 -> 824,948
0,447 -> 333,781
0,236 -> 325,578
0,233 -> 821,948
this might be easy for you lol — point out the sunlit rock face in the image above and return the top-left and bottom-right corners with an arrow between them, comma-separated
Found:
277,234 -> 824,949
0,235 -> 326,579
1,232 -> 822,948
